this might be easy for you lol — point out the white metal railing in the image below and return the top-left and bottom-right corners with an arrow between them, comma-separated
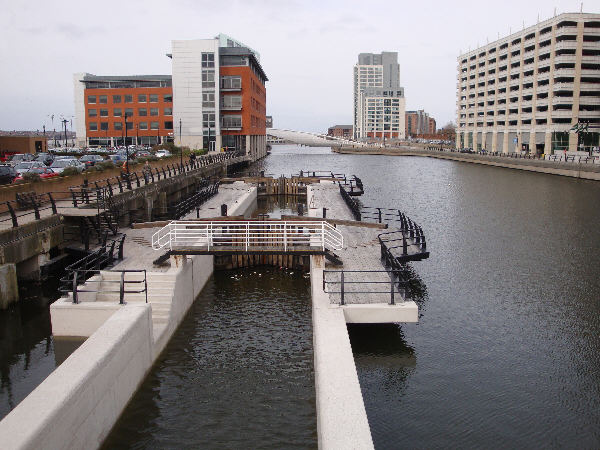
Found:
151,220 -> 344,252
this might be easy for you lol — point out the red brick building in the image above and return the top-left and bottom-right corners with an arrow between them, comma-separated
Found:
327,125 -> 353,138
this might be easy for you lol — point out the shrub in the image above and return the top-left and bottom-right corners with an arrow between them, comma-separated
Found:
60,167 -> 81,177
22,172 -> 41,183
96,161 -> 115,171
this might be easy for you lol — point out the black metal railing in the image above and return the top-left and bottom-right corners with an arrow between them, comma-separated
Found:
339,184 -> 362,220
338,175 -> 363,196
162,181 -> 219,219
293,170 -> 346,179
1,192 -> 59,228
379,228 -> 428,265
323,269 -> 410,305
67,269 -> 147,304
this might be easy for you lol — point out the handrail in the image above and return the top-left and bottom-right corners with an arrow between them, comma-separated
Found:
69,269 -> 147,304
323,269 -> 409,305
151,220 -> 344,251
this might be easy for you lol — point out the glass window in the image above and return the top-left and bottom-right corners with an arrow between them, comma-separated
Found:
164,107 -> 173,115
222,95 -> 242,108
164,94 -> 172,102
150,108 -> 159,116
138,94 -> 147,103
221,76 -> 241,90
99,95 -> 107,104
100,109 -> 108,117
221,115 -> 242,128
113,108 -> 122,117
87,95 -> 96,104
89,122 -> 97,131
139,108 -> 147,116
124,95 -> 133,103
100,122 -> 109,131
202,113 -> 215,128
202,70 -> 215,88
125,108 -> 133,116
202,53 -> 215,68
126,122 -> 133,130
149,94 -> 158,103
150,121 -> 159,130
113,95 -> 121,103
139,122 -> 148,130
88,109 -> 97,117
114,121 -> 122,130
164,121 -> 173,130
202,92 -> 215,108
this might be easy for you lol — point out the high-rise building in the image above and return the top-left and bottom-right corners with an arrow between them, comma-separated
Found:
456,12 -> 600,154
73,34 -> 268,160
353,52 -> 406,140
406,110 -> 435,137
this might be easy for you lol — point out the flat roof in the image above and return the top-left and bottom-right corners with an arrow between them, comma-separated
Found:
81,74 -> 171,82
220,47 -> 268,81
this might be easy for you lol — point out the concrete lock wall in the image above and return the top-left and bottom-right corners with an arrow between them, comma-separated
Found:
0,305 -> 154,450
0,264 -> 19,308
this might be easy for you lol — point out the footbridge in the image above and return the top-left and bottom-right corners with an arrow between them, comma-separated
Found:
267,128 -> 367,148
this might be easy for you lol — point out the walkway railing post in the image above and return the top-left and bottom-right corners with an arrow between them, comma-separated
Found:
390,277 -> 395,305
6,202 -> 18,227
340,271 -> 345,305
284,222 -> 287,252
246,222 -> 249,251
321,222 -> 325,251
119,271 -> 125,304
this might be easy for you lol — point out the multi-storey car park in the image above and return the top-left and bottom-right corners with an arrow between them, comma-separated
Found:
74,34 -> 268,160
353,52 -> 406,140
456,12 -> 600,154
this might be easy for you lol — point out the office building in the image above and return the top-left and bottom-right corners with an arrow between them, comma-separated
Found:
456,12 -> 600,154
353,52 -> 406,140
74,34 -> 268,160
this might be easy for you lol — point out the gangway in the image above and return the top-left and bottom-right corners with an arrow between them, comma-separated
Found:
151,220 -> 344,255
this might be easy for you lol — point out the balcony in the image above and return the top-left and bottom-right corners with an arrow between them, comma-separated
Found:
553,81 -> 575,91
552,97 -> 573,106
521,100 -> 533,108
554,68 -> 576,78
579,110 -> 600,119
579,96 -> 600,106
582,41 -> 600,51
556,26 -> 578,35
521,87 -> 534,96
535,111 -> 549,119
551,109 -> 574,119
536,85 -> 550,94
553,54 -> 576,65
581,68 -> 600,77
581,55 -> 598,64
579,82 -> 600,91
554,41 -> 578,51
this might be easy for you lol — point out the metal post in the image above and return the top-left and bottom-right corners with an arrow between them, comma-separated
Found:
283,222 -> 287,251
144,270 -> 148,304
119,271 -> 125,304
390,277 -> 395,305
322,207 -> 326,218
72,271 -> 78,304
6,202 -> 18,227
340,271 -> 345,305
246,222 -> 249,251
48,193 -> 57,214
321,221 -> 325,251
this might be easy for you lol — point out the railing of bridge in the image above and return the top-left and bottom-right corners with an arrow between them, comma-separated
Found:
151,220 -> 344,252
323,269 -> 410,305
64,269 -> 147,305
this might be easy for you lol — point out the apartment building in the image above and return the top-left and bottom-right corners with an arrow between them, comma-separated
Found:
327,125 -> 353,138
456,12 -> 600,154
73,34 -> 268,160
406,110 -> 436,137
353,52 -> 406,140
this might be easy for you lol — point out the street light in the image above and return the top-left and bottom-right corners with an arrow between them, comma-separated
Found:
179,118 -> 182,167
124,112 -> 130,175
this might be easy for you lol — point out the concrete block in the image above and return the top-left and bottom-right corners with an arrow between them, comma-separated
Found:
0,263 -> 19,309
343,302 -> 419,323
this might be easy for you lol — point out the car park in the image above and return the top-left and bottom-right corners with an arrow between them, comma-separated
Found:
134,150 -> 152,158
50,158 -> 85,174
35,153 -> 55,166
12,167 -> 59,183
0,165 -> 17,185
80,154 -> 105,167
8,153 -> 35,167
155,150 -> 172,158
14,161 -> 46,175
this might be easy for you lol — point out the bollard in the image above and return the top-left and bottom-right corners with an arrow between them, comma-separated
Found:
221,203 -> 227,216
322,207 -> 327,218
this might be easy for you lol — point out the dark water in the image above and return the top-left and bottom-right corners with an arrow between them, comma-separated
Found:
103,267 -> 316,448
0,280 -> 84,420
260,145 -> 600,448
253,195 -> 306,218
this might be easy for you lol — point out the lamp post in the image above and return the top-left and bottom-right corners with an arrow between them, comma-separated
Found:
61,119 -> 68,148
124,112 -> 130,175
179,118 -> 182,167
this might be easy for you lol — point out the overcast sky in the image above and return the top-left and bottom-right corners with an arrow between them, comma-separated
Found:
0,0 -> 593,133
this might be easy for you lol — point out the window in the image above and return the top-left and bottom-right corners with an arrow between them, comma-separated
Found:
124,95 -> 133,103
88,109 -> 97,117
100,109 -> 108,117
89,122 -> 97,131
138,94 -> 147,103
202,70 -> 215,88
164,121 -> 173,130
221,115 -> 242,128
100,122 -> 109,131
125,108 -> 133,116
164,94 -> 172,102
202,52 -> 215,68
164,107 -> 172,115
99,95 -> 107,104
202,92 -> 215,108
139,108 -> 147,116
114,122 -> 122,130
87,95 -> 96,104
222,95 -> 242,109
113,95 -> 121,103
221,76 -> 241,90
139,122 -> 148,130
150,108 -> 159,116
149,94 -> 158,103
202,113 -> 215,128
126,122 -> 133,130
150,121 -> 159,130
113,108 -> 122,117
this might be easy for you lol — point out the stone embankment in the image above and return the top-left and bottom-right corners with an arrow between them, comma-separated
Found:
335,146 -> 600,181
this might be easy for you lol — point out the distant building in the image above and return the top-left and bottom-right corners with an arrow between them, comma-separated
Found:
405,110 -> 435,137
428,117 -> 437,134
73,34 -> 268,160
353,52 -> 406,140
266,116 -> 273,128
327,125 -> 353,139
0,135 -> 47,155
456,12 -> 600,153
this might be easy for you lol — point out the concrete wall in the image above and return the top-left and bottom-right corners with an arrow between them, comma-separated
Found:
0,305 -> 153,450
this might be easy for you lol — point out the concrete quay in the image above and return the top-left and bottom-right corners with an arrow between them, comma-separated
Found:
334,146 -> 600,181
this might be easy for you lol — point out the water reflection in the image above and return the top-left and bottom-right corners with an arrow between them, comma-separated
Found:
253,195 -> 307,219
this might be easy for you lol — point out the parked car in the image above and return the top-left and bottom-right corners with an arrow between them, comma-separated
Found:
79,154 -> 105,167
109,154 -> 127,164
14,161 -> 46,175
155,150 -> 172,158
50,158 -> 85,174
12,167 -> 59,183
0,165 -> 17,185
8,153 -> 35,167
35,153 -> 55,166
134,150 -> 152,158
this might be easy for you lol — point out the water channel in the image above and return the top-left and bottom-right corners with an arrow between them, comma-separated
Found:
2,144 -> 599,447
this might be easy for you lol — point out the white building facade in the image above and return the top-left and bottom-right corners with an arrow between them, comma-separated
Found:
456,12 -> 600,154
353,52 -> 406,140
